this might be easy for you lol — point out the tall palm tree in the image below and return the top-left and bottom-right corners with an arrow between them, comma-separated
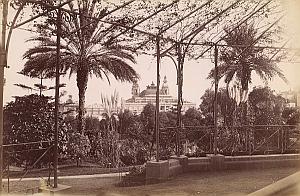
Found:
208,23 -> 287,93
21,1 -> 138,133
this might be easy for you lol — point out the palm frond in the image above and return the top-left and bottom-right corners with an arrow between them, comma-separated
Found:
92,56 -> 138,83
14,83 -> 33,90
23,46 -> 56,59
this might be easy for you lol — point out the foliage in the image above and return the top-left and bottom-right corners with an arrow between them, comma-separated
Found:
3,94 -> 69,167
199,88 -> 236,126
118,110 -> 147,165
80,110 -> 146,166
248,86 -> 285,125
65,132 -> 91,166
181,108 -> 206,147
118,165 -> 146,187
208,23 -> 286,91
282,107 -> 300,125
183,107 -> 204,127
197,86 -> 290,155
139,103 -> 156,160
21,1 -> 139,135
138,103 -> 175,159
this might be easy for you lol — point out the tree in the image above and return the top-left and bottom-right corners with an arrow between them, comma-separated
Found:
140,103 -> 156,160
3,94 -> 69,167
208,23 -> 287,92
248,86 -> 287,153
183,108 -> 203,127
248,86 -> 286,125
118,110 -> 143,165
83,116 -> 101,159
66,132 -> 91,167
21,1 -> 139,134
199,88 -> 235,126
282,107 -> 300,125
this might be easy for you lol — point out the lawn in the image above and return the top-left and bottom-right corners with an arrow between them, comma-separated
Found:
2,166 -> 299,195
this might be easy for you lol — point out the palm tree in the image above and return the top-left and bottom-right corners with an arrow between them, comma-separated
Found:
21,1 -> 138,133
207,23 -> 288,152
208,23 -> 287,93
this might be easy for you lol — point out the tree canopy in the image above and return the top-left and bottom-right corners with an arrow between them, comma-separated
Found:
208,23 -> 287,92
3,94 -> 69,166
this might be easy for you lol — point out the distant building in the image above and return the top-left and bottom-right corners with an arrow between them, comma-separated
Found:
124,76 -> 196,115
280,90 -> 300,108
61,95 -> 120,119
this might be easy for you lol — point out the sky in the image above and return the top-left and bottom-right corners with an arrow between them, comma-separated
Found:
3,0 -> 300,107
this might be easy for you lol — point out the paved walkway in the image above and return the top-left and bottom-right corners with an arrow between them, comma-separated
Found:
2,167 -> 299,196
61,167 -> 300,196
2,172 -> 128,182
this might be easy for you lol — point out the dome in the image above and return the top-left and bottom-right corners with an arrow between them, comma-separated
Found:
140,81 -> 157,96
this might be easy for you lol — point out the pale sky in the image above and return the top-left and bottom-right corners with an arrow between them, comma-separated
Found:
3,0 -> 300,107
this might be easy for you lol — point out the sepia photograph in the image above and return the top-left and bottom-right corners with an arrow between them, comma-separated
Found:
0,0 -> 300,195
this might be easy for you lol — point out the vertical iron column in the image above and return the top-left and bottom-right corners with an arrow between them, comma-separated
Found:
176,43 -> 183,156
0,0 -> 8,192
155,36 -> 160,162
213,44 -> 218,155
7,154 -> 9,193
53,6 -> 62,188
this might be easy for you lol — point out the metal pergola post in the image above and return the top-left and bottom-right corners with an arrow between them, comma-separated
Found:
213,43 -> 219,155
176,43 -> 183,157
155,35 -> 160,162
53,5 -> 62,188
0,0 -> 8,193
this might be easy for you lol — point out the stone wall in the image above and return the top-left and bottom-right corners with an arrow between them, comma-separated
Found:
146,154 -> 300,182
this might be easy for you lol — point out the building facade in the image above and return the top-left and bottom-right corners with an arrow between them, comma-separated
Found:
124,76 -> 196,115
62,77 -> 196,117
280,90 -> 300,108
61,95 -> 120,119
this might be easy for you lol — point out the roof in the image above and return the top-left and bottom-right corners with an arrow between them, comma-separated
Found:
139,81 -> 157,97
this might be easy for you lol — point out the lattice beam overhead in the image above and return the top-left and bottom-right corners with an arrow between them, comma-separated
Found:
12,0 -> 299,57
105,0 -> 179,44
68,0 -> 136,35
99,0 -> 294,57
195,0 -> 273,59
160,0 -> 242,56
13,0 -> 75,29
133,0 -> 213,52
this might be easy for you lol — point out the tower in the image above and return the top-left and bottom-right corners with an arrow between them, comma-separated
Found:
132,78 -> 140,98
161,75 -> 169,95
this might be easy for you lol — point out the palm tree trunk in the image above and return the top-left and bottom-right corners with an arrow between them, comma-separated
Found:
77,68 -> 89,134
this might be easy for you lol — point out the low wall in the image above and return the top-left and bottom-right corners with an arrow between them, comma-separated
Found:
186,154 -> 300,172
146,158 -> 183,183
225,154 -> 300,170
187,157 -> 210,172
169,159 -> 182,177
146,154 -> 300,182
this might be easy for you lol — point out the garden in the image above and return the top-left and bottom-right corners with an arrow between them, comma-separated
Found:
0,0 -> 300,193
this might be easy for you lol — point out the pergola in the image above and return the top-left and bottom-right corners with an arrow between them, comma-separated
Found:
0,0 -> 299,191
